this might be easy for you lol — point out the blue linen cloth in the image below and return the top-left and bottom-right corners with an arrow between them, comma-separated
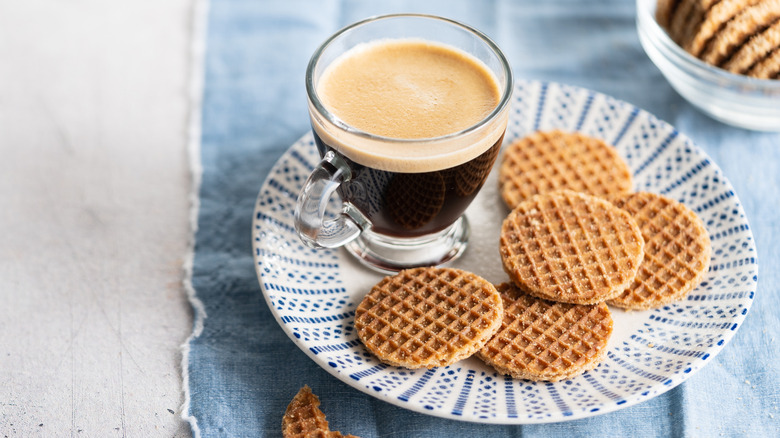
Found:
186,0 -> 780,436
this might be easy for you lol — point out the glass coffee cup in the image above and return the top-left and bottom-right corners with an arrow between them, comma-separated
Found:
295,14 -> 513,273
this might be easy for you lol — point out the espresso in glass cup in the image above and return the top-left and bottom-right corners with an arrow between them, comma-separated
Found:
295,14 -> 513,273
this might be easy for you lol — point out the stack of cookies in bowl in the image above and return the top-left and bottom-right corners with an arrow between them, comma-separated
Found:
353,130 -> 712,383
657,0 -> 780,79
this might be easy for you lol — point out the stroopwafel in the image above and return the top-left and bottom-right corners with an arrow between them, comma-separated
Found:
354,267 -> 503,369
607,192 -> 711,310
499,190 -> 644,305
477,283 -> 613,381
282,385 -> 358,438
683,0 -> 759,57
498,130 -> 632,210
677,0 -> 720,49
656,0 -> 678,29
658,0 -> 780,80
668,0 -> 701,45
747,46 -> 780,78
722,18 -> 780,74
699,0 -> 780,66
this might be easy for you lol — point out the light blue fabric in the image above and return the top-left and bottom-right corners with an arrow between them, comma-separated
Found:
187,0 -> 780,436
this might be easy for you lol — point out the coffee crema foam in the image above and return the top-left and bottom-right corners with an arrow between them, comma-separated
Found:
311,39 -> 509,173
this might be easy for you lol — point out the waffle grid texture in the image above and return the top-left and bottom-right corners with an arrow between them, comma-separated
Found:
607,192 -> 712,309
500,190 -> 644,305
498,130 -> 632,209
477,283 -> 613,382
354,267 -> 503,369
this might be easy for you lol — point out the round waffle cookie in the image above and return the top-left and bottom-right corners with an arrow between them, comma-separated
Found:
477,283 -> 613,382
500,190 -> 644,305
354,267 -> 503,369
607,192 -> 712,310
282,386 -> 358,438
498,130 -> 632,210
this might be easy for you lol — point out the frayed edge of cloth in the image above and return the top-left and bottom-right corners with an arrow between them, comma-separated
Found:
180,0 -> 210,436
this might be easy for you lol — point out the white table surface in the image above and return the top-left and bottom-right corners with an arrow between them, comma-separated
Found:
0,0 -> 194,435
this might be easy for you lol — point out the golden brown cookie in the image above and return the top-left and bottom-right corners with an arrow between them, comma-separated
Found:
684,0 -> 760,57
498,130 -> 632,210
722,19 -> 780,74
656,0 -> 679,29
669,0 -> 701,45
746,46 -> 780,78
477,283 -> 613,382
700,0 -> 780,66
607,192 -> 712,310
354,267 -> 503,369
282,386 -> 358,438
499,190 -> 644,305
678,0 -> 721,49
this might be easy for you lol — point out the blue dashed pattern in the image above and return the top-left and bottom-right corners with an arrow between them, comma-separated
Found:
349,363 -> 387,380
309,339 -> 361,354
264,283 -> 346,295
255,248 -> 339,270
251,80 -> 758,423
398,369 -> 436,402
608,351 -> 668,383
634,130 -> 679,177
416,368 -> 462,412
504,378 -> 518,418
583,373 -> 622,401
451,370 -> 476,416
659,159 -> 711,195
574,93 -> 594,131
611,107 -> 639,146
546,382 -> 573,416
472,373 -> 500,419
280,311 -> 354,324
532,82 -> 548,132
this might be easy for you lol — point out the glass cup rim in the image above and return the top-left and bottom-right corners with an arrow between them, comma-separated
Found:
305,13 -> 514,145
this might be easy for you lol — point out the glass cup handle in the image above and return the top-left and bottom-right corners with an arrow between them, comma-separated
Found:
294,150 -> 371,248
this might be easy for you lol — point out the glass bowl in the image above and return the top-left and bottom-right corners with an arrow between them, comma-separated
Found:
636,0 -> 780,131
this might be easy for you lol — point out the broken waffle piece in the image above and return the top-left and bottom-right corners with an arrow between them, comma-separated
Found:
282,386 -> 358,438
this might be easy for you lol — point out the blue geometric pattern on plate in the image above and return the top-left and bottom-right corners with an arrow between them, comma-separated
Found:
252,80 -> 758,423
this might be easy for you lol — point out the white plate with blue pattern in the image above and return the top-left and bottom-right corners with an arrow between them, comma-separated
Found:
252,80 -> 757,423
